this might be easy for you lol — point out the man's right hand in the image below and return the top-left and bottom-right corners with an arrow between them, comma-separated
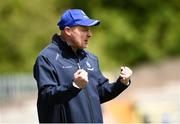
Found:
74,69 -> 88,89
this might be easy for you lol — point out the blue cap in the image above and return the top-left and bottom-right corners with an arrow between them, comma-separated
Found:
57,9 -> 100,30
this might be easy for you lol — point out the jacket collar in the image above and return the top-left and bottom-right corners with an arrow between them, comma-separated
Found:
52,34 -> 87,59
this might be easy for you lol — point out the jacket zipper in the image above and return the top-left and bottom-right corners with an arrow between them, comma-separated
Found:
60,104 -> 67,122
83,88 -> 95,122
75,55 -> 95,122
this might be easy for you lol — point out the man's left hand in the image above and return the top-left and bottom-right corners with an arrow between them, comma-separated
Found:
119,66 -> 133,85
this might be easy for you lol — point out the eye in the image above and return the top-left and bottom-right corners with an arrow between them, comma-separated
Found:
83,29 -> 89,32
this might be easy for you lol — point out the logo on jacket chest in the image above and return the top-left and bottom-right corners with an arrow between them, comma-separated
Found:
62,65 -> 73,69
86,61 -> 94,71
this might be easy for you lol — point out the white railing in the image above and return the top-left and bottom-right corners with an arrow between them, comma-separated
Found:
0,74 -> 37,102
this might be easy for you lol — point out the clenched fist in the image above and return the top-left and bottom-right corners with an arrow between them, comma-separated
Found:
74,69 -> 89,89
119,66 -> 133,85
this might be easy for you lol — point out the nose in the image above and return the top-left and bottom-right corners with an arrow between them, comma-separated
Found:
87,30 -> 92,37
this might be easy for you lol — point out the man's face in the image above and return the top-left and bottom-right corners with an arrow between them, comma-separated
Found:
67,26 -> 92,49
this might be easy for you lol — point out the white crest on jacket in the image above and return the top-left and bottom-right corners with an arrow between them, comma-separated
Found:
86,61 -> 94,71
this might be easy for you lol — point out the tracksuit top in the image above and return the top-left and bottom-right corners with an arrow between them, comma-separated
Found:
33,34 -> 130,123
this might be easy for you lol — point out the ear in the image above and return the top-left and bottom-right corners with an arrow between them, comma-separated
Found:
64,27 -> 71,36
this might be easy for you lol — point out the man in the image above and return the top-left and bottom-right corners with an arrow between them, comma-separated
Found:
33,9 -> 133,123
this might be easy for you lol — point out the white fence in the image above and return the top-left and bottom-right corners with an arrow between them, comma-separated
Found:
0,74 -> 37,102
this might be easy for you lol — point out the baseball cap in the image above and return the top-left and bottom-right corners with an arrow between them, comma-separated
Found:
57,9 -> 100,30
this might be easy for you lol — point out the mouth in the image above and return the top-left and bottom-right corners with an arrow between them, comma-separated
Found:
84,40 -> 88,44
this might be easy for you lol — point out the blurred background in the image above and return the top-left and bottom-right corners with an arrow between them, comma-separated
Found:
0,0 -> 180,123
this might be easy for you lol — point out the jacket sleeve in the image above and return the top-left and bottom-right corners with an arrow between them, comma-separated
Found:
33,55 -> 81,105
96,59 -> 130,104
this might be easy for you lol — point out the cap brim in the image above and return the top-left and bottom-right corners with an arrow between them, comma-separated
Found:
75,19 -> 100,27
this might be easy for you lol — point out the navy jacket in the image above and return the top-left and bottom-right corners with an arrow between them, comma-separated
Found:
33,34 -> 130,123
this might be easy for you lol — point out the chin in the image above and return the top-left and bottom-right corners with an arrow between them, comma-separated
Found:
83,44 -> 88,48
82,46 -> 88,49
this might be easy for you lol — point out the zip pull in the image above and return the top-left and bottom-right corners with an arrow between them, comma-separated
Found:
74,52 -> 81,69
77,63 -> 81,69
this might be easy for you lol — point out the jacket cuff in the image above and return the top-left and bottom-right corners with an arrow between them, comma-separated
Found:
72,81 -> 81,89
68,82 -> 82,93
117,77 -> 131,86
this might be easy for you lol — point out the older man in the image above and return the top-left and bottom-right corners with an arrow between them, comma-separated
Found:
33,9 -> 133,123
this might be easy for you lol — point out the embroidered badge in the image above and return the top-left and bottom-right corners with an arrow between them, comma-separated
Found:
86,61 -> 94,71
